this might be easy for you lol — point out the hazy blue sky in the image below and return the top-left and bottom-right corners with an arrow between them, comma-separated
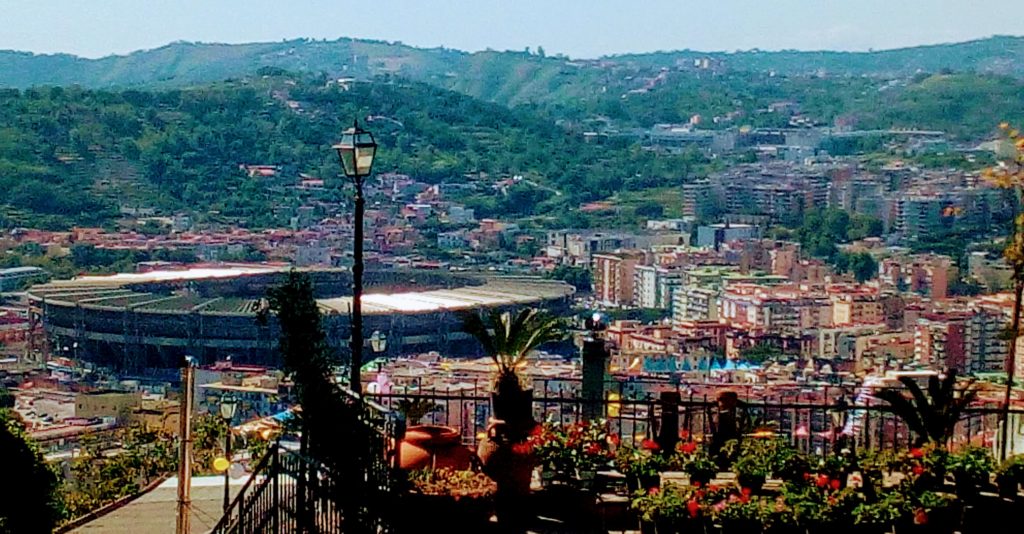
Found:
2,0 -> 1023,58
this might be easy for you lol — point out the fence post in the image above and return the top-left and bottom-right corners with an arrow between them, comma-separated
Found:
657,391 -> 681,453
581,338 -> 608,421
271,445 -> 279,534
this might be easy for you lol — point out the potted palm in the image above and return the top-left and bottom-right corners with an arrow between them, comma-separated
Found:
875,371 -> 979,447
463,308 -> 564,524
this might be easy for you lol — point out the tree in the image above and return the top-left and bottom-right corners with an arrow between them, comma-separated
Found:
875,371 -> 978,447
983,121 -> 1024,458
546,265 -> 592,292
264,271 -> 349,468
0,411 -> 63,532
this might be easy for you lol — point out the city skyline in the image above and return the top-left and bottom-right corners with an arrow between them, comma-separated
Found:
2,0 -> 1023,59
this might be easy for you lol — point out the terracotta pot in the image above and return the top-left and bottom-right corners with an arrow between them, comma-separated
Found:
477,419 -> 537,529
397,425 -> 473,471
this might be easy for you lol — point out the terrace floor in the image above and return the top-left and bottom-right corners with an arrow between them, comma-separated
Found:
69,476 -> 244,534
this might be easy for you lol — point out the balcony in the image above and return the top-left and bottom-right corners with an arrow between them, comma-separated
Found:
204,380 -> 1024,534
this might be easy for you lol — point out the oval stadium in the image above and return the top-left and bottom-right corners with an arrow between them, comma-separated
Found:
26,266 -> 574,372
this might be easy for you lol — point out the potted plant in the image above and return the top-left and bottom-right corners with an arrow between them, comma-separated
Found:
875,371 -> 979,447
529,421 -> 569,486
902,444 -> 949,491
852,490 -> 908,534
711,490 -> 763,534
568,420 -> 613,490
730,439 -> 774,492
405,468 -> 498,533
946,446 -> 994,500
901,489 -> 958,534
463,308 -> 564,524
631,485 -> 688,534
995,454 -> 1024,499
616,440 -> 669,493
674,441 -> 718,486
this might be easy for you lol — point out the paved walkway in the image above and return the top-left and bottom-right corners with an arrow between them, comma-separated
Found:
70,476 -> 245,534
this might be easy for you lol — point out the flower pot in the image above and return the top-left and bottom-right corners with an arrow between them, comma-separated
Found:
575,468 -> 598,491
402,492 -> 494,533
397,425 -> 474,471
953,474 -> 983,501
477,419 -> 537,528
491,389 -> 534,439
540,468 -> 557,489
997,474 -> 1019,499
688,471 -> 714,486
736,473 -> 766,493
720,518 -> 762,534
627,473 -> 662,494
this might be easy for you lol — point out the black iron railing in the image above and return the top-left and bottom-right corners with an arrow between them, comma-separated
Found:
210,390 -> 404,534
369,379 -> 1024,456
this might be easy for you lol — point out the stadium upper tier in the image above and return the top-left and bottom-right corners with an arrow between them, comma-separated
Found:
27,266 -> 575,371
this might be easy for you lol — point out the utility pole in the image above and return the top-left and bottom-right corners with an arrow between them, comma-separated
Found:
177,356 -> 195,534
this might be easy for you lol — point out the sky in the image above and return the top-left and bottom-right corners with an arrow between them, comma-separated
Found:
1,0 -> 1023,59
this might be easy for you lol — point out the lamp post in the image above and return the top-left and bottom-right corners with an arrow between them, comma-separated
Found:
370,330 -> 388,356
333,120 -> 377,394
219,394 -> 238,512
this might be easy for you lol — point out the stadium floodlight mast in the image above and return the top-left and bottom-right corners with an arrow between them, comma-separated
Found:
333,119 -> 377,393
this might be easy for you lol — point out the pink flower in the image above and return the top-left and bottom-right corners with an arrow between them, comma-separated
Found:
648,486 -> 660,495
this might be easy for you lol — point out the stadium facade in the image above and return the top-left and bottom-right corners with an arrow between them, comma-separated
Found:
27,266 -> 574,372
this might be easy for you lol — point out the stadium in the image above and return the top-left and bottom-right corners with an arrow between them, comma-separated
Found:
26,265 -> 575,372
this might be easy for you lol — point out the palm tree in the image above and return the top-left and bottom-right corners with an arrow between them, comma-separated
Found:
875,371 -> 979,447
463,308 -> 564,435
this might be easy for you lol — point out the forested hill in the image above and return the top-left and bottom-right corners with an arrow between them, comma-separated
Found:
3,35 -> 1024,99
0,76 -> 689,230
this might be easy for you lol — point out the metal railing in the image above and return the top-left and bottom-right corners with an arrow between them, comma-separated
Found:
209,391 -> 404,534
369,378 -> 1024,456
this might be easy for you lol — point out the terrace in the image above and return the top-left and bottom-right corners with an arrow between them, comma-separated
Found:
210,380 -> 1024,534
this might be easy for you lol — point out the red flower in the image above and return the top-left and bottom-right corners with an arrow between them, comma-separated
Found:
530,425 -> 543,437
586,442 -> 602,455
679,441 -> 697,455
912,465 -> 925,476
608,433 -> 621,447
680,429 -> 691,440
914,509 -> 928,525
830,479 -> 841,491
910,448 -> 924,458
687,499 -> 700,518
641,438 -> 661,451
815,474 -> 829,488
741,487 -> 752,497
648,486 -> 660,495
803,472 -> 812,481
511,442 -> 533,455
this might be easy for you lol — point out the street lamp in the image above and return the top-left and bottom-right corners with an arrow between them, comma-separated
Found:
219,394 -> 238,512
333,120 -> 377,394
370,330 -> 388,355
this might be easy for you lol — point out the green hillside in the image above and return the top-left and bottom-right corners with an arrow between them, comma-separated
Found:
0,75 -> 698,230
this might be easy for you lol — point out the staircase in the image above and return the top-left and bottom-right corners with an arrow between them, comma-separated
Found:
210,393 -> 405,534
